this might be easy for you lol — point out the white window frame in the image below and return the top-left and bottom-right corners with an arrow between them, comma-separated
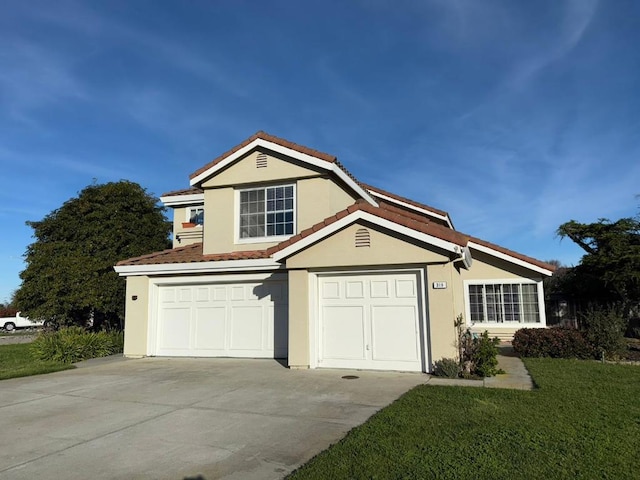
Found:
463,279 -> 546,328
235,184 -> 296,244
185,205 -> 204,226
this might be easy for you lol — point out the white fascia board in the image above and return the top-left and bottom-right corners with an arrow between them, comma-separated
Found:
189,138 -> 378,207
468,241 -> 554,276
114,258 -> 283,277
160,193 -> 204,207
332,166 -> 377,206
272,210 -> 461,262
367,190 -> 453,228
189,138 -> 334,186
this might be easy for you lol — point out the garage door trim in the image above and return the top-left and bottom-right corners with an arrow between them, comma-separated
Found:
308,268 -> 429,372
147,273 -> 287,357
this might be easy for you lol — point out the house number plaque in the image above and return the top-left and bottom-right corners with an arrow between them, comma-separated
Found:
432,281 -> 447,289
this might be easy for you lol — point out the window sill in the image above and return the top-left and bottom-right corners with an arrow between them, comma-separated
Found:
236,234 -> 293,245
469,322 -> 545,328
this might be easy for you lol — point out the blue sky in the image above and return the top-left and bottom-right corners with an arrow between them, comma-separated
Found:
1,0 -> 639,303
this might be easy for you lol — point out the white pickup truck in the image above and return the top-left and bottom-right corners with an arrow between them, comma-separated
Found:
1,312 -> 45,331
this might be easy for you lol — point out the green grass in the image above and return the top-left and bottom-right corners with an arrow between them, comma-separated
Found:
0,343 -> 75,380
288,359 -> 640,479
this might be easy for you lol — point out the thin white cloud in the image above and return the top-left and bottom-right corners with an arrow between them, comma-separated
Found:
507,0 -> 599,90
0,38 -> 87,122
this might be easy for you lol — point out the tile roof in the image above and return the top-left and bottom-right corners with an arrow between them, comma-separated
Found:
117,199 -> 554,272
363,183 -> 450,219
190,131 -> 338,181
116,243 -> 270,266
267,199 -> 469,256
161,187 -> 204,197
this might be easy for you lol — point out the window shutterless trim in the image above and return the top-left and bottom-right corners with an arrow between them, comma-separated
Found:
235,183 -> 296,244
463,279 -> 546,328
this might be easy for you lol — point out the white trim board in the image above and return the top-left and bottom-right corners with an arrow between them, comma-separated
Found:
189,137 -> 378,207
114,258 -> 284,276
160,193 -> 204,207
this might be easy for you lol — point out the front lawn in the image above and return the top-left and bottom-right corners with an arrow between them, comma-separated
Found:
0,343 -> 74,380
288,359 -> 640,479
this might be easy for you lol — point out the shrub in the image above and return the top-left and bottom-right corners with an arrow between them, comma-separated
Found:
472,331 -> 503,377
458,327 -> 503,377
30,327 -> 124,363
580,306 -> 627,359
512,328 -> 594,359
433,358 -> 460,378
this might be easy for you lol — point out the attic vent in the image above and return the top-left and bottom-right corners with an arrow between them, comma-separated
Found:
355,228 -> 371,248
256,153 -> 268,168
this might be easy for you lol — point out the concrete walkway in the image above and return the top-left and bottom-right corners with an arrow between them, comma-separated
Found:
426,346 -> 535,390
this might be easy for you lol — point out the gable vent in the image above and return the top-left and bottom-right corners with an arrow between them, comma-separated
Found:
355,228 -> 371,247
256,153 -> 268,168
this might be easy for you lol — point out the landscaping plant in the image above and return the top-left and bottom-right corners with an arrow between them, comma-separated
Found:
30,327 -> 124,363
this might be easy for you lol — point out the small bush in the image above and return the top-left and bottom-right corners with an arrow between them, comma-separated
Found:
512,328 -> 594,359
472,331 -> 503,377
458,328 -> 503,377
30,327 -> 124,363
580,306 -> 627,359
433,358 -> 460,378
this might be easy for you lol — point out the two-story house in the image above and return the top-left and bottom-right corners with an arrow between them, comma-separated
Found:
115,132 -> 554,372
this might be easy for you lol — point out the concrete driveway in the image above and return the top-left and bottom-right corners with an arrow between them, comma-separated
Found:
0,357 -> 426,480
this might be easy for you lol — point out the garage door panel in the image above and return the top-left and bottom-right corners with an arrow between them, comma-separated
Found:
194,306 -> 226,350
395,279 -> 416,298
155,280 -> 287,358
229,306 -> 265,350
319,272 -> 424,372
322,306 -> 366,360
159,307 -> 191,350
371,305 -> 419,362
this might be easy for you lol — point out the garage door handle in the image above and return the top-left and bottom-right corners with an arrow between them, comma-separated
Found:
366,344 -> 370,350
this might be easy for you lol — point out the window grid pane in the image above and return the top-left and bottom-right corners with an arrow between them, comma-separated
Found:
239,186 -> 294,239
265,186 -> 294,237
468,283 -> 540,324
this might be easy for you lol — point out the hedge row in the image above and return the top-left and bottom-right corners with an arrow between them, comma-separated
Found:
512,328 -> 595,359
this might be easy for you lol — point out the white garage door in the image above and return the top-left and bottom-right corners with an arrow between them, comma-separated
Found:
155,279 -> 288,358
319,271 -> 424,372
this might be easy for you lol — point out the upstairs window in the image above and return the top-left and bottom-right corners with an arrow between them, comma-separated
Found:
467,281 -> 541,324
188,207 -> 204,225
239,185 -> 295,239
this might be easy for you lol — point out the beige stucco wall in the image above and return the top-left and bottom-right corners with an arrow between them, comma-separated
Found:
123,275 -> 150,358
426,263 -> 459,363
286,222 -> 450,269
201,150 -> 322,188
296,176 -> 356,232
287,269 -> 310,369
201,157 -> 357,255
461,250 -> 542,281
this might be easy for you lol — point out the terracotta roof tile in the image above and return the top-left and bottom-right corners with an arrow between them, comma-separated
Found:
190,131 -> 337,182
117,243 -> 270,266
362,183 -> 450,219
161,187 -> 204,197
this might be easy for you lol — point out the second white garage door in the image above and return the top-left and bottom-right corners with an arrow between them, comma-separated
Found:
318,271 -> 425,372
154,279 -> 288,358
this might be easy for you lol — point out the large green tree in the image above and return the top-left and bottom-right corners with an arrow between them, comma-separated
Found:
557,214 -> 640,314
15,181 -> 171,329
